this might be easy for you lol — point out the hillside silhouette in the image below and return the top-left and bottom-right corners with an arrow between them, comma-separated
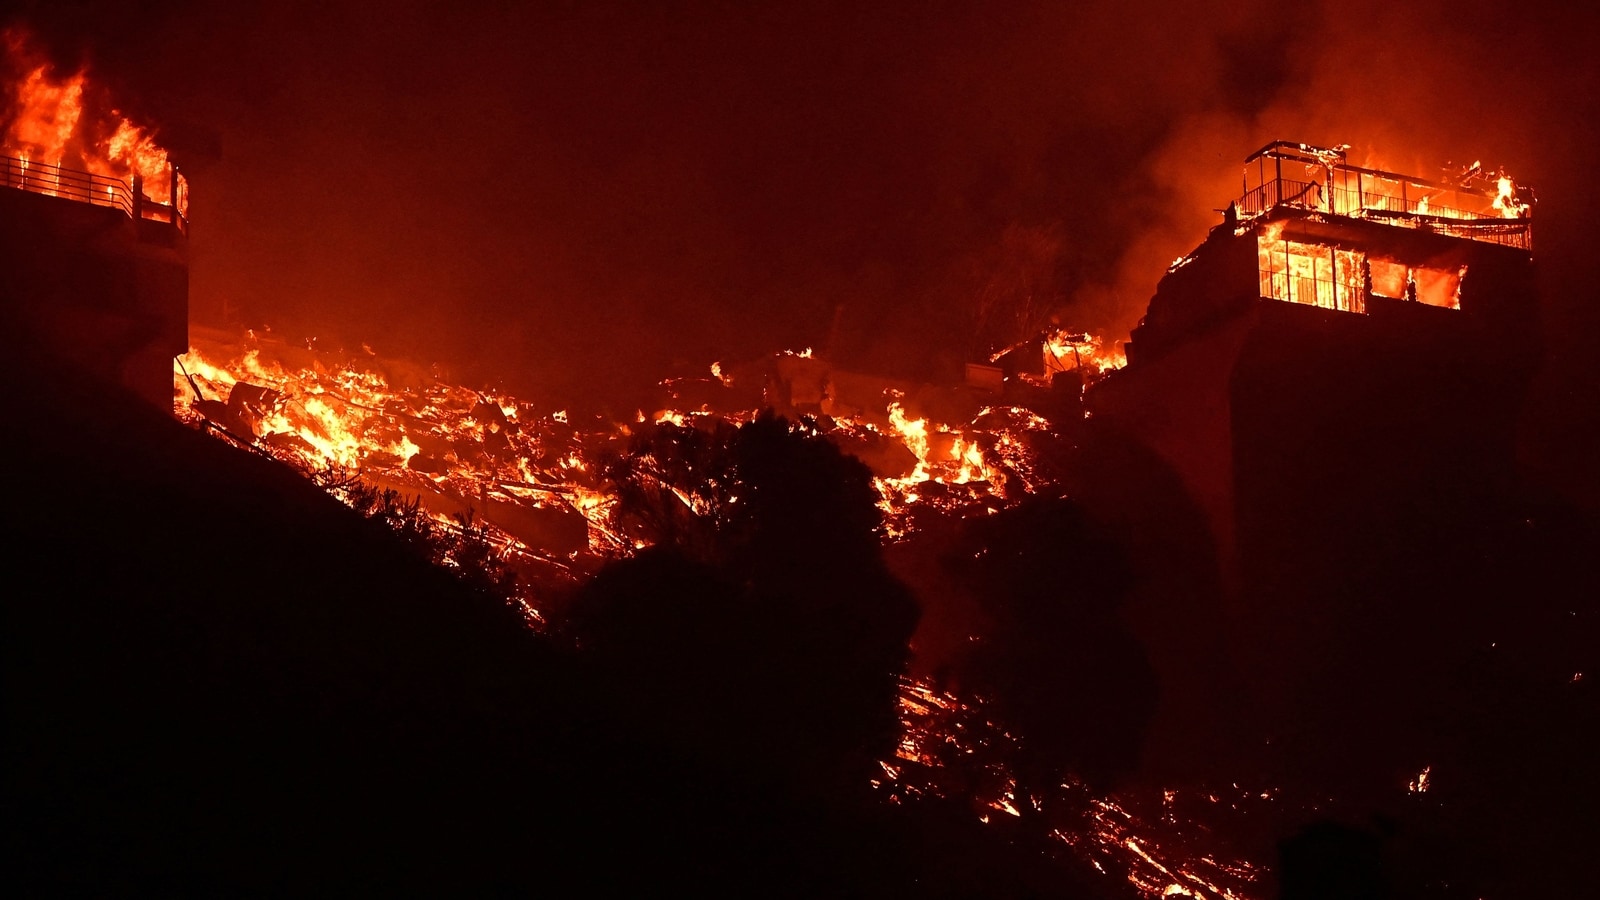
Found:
1,333 -> 1131,897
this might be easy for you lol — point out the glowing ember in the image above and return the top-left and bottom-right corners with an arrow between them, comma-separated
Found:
888,676 -> 1271,899
173,330 -> 1421,900
174,332 -> 1070,572
1409,765 -> 1431,794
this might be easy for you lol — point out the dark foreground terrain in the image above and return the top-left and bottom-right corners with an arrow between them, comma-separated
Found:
5,321 -> 1598,897
1,335 -> 1130,898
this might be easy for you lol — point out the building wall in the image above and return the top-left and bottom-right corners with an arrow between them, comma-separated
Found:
1078,310 -> 1256,775
1086,218 -> 1538,785
0,187 -> 188,409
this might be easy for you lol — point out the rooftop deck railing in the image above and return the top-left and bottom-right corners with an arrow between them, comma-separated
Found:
1237,141 -> 1531,251
2,153 -> 188,234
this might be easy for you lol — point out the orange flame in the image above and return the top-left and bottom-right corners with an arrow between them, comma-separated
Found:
174,330 -> 1300,898
1492,175 -> 1527,219
4,63 -> 84,167
3,28 -> 182,212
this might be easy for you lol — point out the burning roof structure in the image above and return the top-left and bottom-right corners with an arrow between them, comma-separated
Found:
1100,139 -> 1537,573
1129,141 -> 1533,363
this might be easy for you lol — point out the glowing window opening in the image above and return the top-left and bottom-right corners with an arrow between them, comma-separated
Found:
1257,237 -> 1365,314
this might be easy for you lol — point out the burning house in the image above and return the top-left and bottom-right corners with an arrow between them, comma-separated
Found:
0,48 -> 189,409
1084,142 -> 1539,778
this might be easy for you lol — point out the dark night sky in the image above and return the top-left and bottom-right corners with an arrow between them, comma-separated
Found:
8,1 -> 1600,419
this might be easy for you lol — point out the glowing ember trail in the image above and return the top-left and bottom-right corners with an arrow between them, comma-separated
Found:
888,677 -> 1275,899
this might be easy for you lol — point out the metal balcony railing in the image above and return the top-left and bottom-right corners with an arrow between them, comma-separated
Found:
2,153 -> 188,234
1236,141 -> 1531,251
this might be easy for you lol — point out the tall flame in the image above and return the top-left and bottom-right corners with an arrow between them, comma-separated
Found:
1492,175 -> 1527,219
5,62 -> 84,167
2,28 -> 179,207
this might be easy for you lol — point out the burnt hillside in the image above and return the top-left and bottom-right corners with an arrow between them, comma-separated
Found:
0,335 -> 1111,898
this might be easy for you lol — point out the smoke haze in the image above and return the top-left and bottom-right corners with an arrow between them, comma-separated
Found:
9,1 -> 1597,415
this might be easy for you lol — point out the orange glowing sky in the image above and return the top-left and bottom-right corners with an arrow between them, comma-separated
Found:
6,1 -> 1596,414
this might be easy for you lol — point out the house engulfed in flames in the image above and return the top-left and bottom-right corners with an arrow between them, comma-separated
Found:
0,34 -> 190,408
1130,141 -> 1531,362
1086,141 -> 1538,780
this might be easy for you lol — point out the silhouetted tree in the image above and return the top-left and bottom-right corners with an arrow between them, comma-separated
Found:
599,417 -> 743,559
570,411 -> 919,796
946,496 -> 1157,809
962,222 -> 1070,358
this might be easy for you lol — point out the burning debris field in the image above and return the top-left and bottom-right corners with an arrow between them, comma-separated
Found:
172,327 -> 1122,558
7,5 -> 1600,898
165,319 -> 1559,900
171,325 -> 1282,898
